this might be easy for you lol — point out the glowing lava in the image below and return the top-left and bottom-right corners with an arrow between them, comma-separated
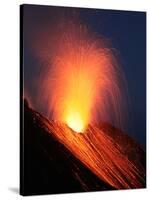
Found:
24,16 -> 146,191
46,22 -> 127,132
31,21 -> 127,133
66,111 -> 84,133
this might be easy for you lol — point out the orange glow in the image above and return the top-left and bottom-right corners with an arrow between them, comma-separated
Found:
26,20 -> 145,190
46,23 -> 127,131
42,120 -> 145,189
66,111 -> 84,133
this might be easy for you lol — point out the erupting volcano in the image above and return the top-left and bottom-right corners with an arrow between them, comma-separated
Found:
42,23 -> 127,134
22,8 -> 146,196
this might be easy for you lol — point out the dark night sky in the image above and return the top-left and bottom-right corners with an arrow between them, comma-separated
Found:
23,4 -> 146,147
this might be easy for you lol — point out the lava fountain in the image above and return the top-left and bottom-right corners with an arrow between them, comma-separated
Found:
25,21 -> 145,189
46,22 -> 127,132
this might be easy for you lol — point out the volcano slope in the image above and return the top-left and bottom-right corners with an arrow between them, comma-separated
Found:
20,99 -> 146,195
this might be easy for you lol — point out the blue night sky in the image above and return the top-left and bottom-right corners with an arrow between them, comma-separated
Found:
23,5 -> 146,147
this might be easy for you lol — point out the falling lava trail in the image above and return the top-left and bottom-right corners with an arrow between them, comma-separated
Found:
40,118 -> 145,190
25,20 -> 146,190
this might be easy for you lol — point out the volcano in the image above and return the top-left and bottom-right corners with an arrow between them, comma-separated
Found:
20,99 -> 146,196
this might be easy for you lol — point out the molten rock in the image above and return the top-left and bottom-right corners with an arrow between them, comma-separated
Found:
21,100 -> 145,195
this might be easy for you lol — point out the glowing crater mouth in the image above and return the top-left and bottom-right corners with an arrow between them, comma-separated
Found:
66,112 -> 84,133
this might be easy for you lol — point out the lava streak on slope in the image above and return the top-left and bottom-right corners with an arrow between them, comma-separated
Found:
41,119 -> 145,189
23,12 -> 146,192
